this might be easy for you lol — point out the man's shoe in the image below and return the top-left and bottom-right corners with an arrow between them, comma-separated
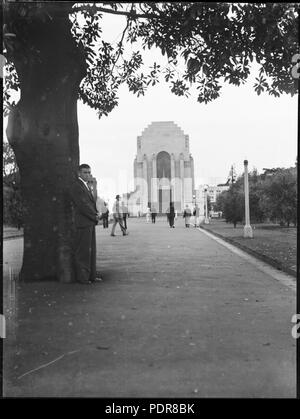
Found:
92,277 -> 103,283
111,234 -> 116,236
123,231 -> 129,236
94,272 -> 103,281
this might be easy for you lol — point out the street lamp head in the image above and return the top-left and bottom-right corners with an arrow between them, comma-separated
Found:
244,159 -> 248,166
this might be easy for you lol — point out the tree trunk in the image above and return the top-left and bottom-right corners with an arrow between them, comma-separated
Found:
5,3 -> 87,282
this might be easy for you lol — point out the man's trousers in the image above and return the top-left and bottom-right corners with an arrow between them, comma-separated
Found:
74,225 -> 96,283
111,216 -> 126,235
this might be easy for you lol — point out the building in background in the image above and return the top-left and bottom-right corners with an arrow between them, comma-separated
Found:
127,121 -> 195,215
207,183 -> 230,211
195,182 -> 230,221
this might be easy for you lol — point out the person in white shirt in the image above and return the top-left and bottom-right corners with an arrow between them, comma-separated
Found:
146,207 -> 151,223
111,195 -> 128,236
121,201 -> 129,229
183,205 -> 192,228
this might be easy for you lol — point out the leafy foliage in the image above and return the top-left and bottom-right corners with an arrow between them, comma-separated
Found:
219,184 -> 244,227
232,169 -> 266,223
259,168 -> 297,226
3,142 -> 23,228
3,2 -> 299,118
205,194 -> 212,214
216,166 -> 297,227
3,62 -> 19,116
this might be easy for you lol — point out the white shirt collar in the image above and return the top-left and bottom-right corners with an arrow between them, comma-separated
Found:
78,177 -> 90,190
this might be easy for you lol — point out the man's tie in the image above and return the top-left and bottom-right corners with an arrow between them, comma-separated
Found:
87,185 -> 94,199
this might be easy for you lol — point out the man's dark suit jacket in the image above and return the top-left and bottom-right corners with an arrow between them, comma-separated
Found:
70,178 -> 98,228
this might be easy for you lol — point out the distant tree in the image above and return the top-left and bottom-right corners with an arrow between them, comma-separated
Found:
260,168 -> 297,226
3,2 -> 298,281
261,166 -> 286,180
228,169 -> 266,223
3,142 -> 23,229
248,169 -> 266,222
218,184 -> 244,228
249,189 -> 265,223
215,192 -> 226,213
202,192 -> 212,217
206,194 -> 212,214
217,166 -> 296,227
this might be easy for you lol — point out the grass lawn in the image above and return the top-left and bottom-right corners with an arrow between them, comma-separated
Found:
201,219 -> 297,276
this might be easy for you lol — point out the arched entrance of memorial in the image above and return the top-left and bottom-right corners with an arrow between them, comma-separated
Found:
158,181 -> 172,213
157,151 -> 172,213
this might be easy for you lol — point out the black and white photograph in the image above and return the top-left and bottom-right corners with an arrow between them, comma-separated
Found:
2,1 -> 298,400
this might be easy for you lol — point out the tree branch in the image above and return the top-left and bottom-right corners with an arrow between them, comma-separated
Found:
110,17 -> 130,74
72,4 -> 162,20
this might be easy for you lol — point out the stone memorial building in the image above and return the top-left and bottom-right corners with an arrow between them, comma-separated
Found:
127,121 -> 195,215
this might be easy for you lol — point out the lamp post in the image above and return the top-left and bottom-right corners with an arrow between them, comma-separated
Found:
243,159 -> 253,238
204,186 -> 209,224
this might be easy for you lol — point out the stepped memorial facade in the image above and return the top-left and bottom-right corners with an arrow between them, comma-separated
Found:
127,121 -> 195,215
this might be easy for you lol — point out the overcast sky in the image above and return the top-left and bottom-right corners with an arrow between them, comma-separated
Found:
78,11 -> 298,205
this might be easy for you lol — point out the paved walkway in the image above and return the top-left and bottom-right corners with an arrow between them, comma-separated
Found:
3,217 -> 296,397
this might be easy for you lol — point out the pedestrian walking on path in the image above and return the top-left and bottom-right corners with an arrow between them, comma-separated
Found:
111,195 -> 128,236
183,205 -> 192,227
146,207 -> 151,223
151,206 -> 157,223
101,202 -> 109,229
70,164 -> 102,284
121,202 -> 129,230
193,204 -> 200,227
166,202 -> 176,228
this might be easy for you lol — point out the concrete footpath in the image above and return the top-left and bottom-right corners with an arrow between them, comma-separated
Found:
3,217 -> 296,397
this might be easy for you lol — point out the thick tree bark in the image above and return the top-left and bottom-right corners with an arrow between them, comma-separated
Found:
5,3 -> 87,281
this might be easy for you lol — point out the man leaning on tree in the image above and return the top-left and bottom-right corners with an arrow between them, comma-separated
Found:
70,164 -> 102,284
